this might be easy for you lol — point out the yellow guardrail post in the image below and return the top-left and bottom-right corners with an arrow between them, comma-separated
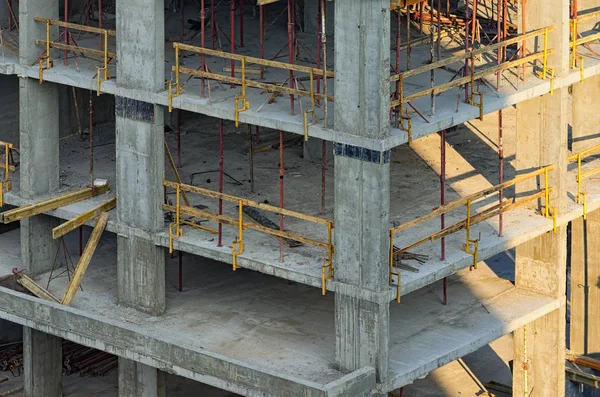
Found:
544,168 -> 550,217
234,57 -> 250,127
0,142 -> 13,207
96,29 -> 110,96
304,70 -> 317,142
168,183 -> 183,253
462,199 -> 479,270
39,19 -> 53,83
168,43 -> 182,112
232,199 -> 245,271
321,221 -> 334,295
583,193 -> 587,221
576,153 -> 582,204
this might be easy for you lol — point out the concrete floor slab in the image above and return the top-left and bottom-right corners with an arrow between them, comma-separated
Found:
2,13 -> 600,149
0,231 -> 557,395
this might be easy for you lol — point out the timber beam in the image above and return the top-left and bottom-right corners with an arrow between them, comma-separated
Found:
0,185 -> 109,224
52,197 -> 116,239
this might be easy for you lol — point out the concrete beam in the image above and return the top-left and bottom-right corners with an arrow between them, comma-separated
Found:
0,287 -> 376,397
23,327 -> 62,397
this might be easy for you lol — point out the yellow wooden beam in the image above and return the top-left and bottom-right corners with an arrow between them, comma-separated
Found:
16,274 -> 61,303
52,197 -> 116,240
61,211 -> 109,306
1,185 -> 109,224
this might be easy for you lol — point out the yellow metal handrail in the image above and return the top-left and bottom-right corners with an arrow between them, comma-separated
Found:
568,144 -> 600,219
163,180 -> 335,294
0,141 -> 15,207
570,10 -> 600,82
34,17 -> 116,95
388,164 -> 556,303
169,42 -> 334,131
390,26 -> 556,135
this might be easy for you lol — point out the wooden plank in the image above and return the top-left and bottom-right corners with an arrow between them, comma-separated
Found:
16,274 -> 60,303
576,9 -> 600,23
37,40 -> 117,59
581,165 -> 600,180
61,212 -> 109,306
1,185 -> 109,224
163,180 -> 332,226
396,190 -> 548,253
177,66 -> 334,102
393,27 -> 555,80
163,141 -> 190,206
395,50 -> 551,105
34,17 -> 116,36
52,197 -> 116,240
576,31 -> 600,46
567,353 -> 600,371
175,42 -> 335,77
163,203 -> 239,228
391,166 -> 553,234
568,144 -> 600,161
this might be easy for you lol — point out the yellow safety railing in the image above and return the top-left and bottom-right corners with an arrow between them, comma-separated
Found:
570,10 -> 600,82
568,144 -> 600,219
0,141 -> 16,207
34,17 -> 116,95
163,180 -> 335,294
168,42 -> 334,132
390,26 -> 556,137
388,164 -> 556,303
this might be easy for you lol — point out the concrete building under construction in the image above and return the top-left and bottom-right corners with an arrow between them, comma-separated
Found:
0,0 -> 598,395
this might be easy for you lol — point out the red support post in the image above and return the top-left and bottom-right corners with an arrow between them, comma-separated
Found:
259,4 -> 264,79
279,131 -> 284,262
440,129 -> 447,305
239,0 -> 244,47
287,0 -> 295,115
218,119 -> 224,247
230,1 -> 235,87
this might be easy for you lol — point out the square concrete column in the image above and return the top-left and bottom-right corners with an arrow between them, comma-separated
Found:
19,0 -> 60,275
572,74 -> 600,153
23,327 -> 62,397
570,209 -> 600,356
115,0 -> 165,317
118,358 -> 165,397
512,2 -> 569,395
333,0 -> 390,383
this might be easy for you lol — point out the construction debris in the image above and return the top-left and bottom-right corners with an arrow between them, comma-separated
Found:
243,206 -> 303,247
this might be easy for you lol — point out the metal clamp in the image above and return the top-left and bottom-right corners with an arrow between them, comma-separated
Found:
462,199 -> 479,270
231,200 -> 245,271
321,222 -> 334,295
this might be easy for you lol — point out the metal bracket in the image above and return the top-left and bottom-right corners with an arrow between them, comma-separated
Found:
470,91 -> 484,121
399,115 -> 413,146
168,79 -> 182,113
232,200 -> 245,271
304,109 -> 317,141
234,95 -> 250,127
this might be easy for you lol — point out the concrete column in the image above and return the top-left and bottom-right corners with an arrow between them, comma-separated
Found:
512,2 -> 569,395
23,327 -> 62,397
570,209 -> 600,356
333,0 -> 390,383
19,0 -> 59,275
115,0 -> 165,394
572,75 -> 600,153
115,0 -> 165,316
118,358 -> 166,397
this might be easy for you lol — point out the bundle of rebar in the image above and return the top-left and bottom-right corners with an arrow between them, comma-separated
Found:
0,341 -> 117,378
